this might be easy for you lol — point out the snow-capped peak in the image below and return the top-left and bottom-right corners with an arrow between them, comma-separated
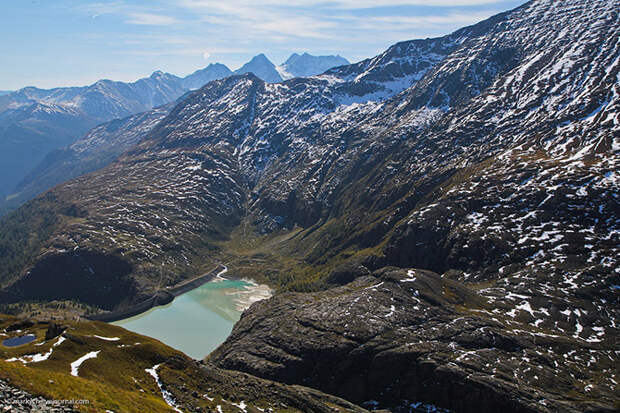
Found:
277,53 -> 349,79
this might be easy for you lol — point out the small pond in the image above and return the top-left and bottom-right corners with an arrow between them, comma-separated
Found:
2,334 -> 36,347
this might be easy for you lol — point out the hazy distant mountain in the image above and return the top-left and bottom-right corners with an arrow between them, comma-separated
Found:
0,71 -> 190,198
0,71 -> 187,120
1,101 -> 176,214
0,66 -> 238,200
182,63 -> 233,90
233,53 -> 283,83
277,53 -> 349,79
233,53 -> 350,83
0,102 -> 97,200
0,52 -> 353,210
0,90 -> 11,96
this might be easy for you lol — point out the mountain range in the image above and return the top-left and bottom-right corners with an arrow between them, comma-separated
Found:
0,53 -> 349,206
234,52 -> 350,83
0,0 -> 618,412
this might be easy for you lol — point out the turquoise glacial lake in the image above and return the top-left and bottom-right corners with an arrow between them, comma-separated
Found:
112,278 -> 271,359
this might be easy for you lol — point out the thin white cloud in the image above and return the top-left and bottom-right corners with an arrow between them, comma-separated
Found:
76,3 -> 181,25
76,0 -> 510,42
75,1 -> 128,17
256,17 -> 336,39
179,0 -> 503,9
125,12 -> 179,25
358,11 -> 501,28
113,46 -> 254,57
330,0 -> 502,7
190,3 -> 337,39
177,0 -> 505,40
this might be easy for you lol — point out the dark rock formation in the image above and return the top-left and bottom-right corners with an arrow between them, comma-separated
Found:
210,268 -> 618,413
154,291 -> 174,306
326,263 -> 371,286
6,320 -> 34,332
44,322 -> 66,340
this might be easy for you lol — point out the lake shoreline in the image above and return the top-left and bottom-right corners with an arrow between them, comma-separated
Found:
87,264 -> 229,323
110,276 -> 271,359
227,280 -> 273,312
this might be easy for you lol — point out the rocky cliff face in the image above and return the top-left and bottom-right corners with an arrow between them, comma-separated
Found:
209,268 -> 618,412
0,1 -> 618,411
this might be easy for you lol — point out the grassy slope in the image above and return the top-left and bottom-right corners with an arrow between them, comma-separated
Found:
0,315 -> 366,413
0,317 -> 184,412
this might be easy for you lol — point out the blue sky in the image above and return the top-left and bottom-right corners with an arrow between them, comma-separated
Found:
0,0 -> 526,90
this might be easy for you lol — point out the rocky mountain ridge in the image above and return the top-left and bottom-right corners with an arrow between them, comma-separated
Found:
0,22 -> 470,297
0,53 -> 349,203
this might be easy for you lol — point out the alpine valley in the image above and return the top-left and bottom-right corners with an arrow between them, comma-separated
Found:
0,0 -> 618,412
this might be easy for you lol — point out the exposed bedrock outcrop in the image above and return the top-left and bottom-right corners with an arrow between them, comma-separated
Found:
210,268 -> 618,413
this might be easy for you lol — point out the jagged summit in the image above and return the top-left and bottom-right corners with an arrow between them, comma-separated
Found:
233,53 -> 283,83
231,52 -> 352,83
